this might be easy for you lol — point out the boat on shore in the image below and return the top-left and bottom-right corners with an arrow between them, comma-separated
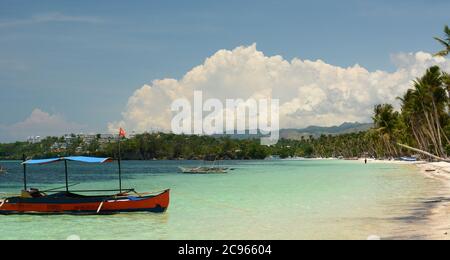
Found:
399,156 -> 418,162
0,156 -> 170,215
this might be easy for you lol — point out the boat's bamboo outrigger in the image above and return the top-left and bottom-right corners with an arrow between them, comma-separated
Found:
0,155 -> 170,215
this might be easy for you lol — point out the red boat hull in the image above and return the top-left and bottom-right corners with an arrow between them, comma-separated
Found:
0,190 -> 170,215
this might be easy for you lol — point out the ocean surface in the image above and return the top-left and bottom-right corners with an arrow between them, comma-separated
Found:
0,160 -> 444,240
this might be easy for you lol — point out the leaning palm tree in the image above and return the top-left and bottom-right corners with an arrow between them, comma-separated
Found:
434,25 -> 450,57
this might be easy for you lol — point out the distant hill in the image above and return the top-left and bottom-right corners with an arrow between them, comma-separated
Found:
280,122 -> 373,140
213,122 -> 373,140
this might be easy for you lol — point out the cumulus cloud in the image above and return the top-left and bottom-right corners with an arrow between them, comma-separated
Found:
0,109 -> 86,142
109,44 -> 450,133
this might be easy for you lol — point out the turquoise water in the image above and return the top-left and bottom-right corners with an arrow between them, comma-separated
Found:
0,160 -> 444,240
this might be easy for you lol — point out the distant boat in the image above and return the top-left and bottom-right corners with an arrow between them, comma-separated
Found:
400,157 -> 417,162
0,166 -> 7,174
265,155 -> 281,160
179,157 -> 232,174
179,166 -> 228,174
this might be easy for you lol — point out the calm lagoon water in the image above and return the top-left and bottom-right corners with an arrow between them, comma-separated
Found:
0,160 -> 444,240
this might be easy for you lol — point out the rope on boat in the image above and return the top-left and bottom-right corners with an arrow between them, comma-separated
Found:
130,190 -> 161,197
130,190 -> 143,197
42,183 -> 81,193
97,201 -> 105,214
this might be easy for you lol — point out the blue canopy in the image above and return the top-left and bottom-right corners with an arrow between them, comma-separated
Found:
22,158 -> 61,165
65,156 -> 112,164
23,156 -> 112,165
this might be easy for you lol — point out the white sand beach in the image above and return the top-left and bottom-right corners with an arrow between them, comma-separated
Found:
414,161 -> 450,239
361,159 -> 450,239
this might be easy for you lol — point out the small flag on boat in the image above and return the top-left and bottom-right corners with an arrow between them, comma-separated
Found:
119,128 -> 126,138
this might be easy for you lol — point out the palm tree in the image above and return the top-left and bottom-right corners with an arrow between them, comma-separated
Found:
373,104 -> 400,157
396,66 -> 449,158
434,25 -> 450,57
373,104 -> 398,134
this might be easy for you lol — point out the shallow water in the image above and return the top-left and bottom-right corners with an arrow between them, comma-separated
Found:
0,160 -> 444,240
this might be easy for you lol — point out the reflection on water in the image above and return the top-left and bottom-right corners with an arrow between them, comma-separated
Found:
0,160 -> 446,240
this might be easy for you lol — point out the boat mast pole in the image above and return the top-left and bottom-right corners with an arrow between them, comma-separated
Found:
64,160 -> 69,193
118,135 -> 122,193
22,154 -> 27,191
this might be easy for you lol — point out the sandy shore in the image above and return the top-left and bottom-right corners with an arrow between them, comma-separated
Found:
414,161 -> 450,240
362,158 -> 450,239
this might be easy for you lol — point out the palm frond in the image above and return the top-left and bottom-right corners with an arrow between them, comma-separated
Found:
445,25 -> 450,39
433,36 -> 449,56
434,37 -> 449,47
434,50 -> 449,57
434,26 -> 450,57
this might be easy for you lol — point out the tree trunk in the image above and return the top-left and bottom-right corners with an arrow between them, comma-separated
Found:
422,111 -> 440,156
397,143 -> 450,162
431,100 -> 446,156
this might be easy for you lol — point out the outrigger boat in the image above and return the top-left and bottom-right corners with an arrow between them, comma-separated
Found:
178,166 -> 229,174
0,156 -> 170,215
179,157 -> 232,174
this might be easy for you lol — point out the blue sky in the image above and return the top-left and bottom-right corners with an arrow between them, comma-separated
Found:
0,0 -> 449,141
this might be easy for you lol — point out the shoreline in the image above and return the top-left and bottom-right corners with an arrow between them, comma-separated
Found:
2,157 -> 449,239
367,159 -> 450,240
414,161 -> 450,240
